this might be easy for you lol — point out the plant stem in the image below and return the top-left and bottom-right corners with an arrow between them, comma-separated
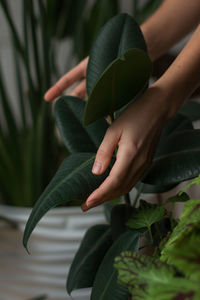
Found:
124,193 -> 131,205
148,226 -> 153,245
110,112 -> 115,123
155,222 -> 162,240
133,182 -> 143,207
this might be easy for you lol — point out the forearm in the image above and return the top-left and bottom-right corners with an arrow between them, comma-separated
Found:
154,24 -> 200,118
141,0 -> 200,61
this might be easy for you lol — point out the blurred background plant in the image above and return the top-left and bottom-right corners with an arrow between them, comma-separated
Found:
0,0 -> 163,207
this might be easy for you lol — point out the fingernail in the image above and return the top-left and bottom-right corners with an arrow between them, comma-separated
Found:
92,162 -> 102,174
81,202 -> 89,212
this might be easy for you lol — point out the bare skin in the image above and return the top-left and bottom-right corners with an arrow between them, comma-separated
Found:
44,0 -> 200,211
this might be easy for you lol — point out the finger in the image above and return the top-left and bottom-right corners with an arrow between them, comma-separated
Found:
44,57 -> 88,102
92,127 -> 121,175
87,142 -> 138,207
70,79 -> 86,98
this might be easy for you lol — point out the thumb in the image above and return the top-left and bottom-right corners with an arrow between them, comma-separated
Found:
92,126 -> 120,175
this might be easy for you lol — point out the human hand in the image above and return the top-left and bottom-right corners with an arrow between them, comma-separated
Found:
44,57 -> 89,101
81,84 -> 172,211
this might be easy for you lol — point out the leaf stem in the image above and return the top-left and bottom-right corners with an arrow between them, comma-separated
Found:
133,183 -> 143,207
124,193 -> 131,205
110,112 -> 115,123
148,226 -> 153,244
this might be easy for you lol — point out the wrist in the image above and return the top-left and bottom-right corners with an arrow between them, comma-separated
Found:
151,78 -> 185,120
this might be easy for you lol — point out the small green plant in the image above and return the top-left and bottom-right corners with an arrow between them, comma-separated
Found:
114,181 -> 200,300
23,13 -> 200,299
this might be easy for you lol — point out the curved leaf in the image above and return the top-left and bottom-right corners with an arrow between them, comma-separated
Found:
55,96 -> 108,152
23,153 -> 111,250
179,101 -> 200,122
159,114 -> 193,139
67,224 -> 113,294
86,13 -> 147,95
143,130 -> 200,186
91,230 -> 140,300
84,48 -> 152,125
111,204 -> 134,241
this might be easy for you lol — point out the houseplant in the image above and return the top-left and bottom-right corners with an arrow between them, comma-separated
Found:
23,12 -> 200,299
0,1 -> 123,299
114,179 -> 200,300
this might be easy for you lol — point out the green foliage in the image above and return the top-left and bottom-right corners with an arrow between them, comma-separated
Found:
114,251 -> 200,300
67,224 -> 113,294
0,0 -> 62,206
179,174 -> 200,195
111,204 -> 135,241
143,130 -> 200,186
161,199 -> 200,261
179,101 -> 200,122
84,49 -> 152,125
55,96 -> 108,152
91,230 -> 140,300
126,200 -> 166,230
22,7 -> 200,300
85,13 -> 152,124
23,153 -> 112,249
166,192 -> 189,204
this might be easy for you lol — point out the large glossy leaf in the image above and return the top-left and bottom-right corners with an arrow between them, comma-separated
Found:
111,204 -> 135,241
86,13 -> 147,96
179,101 -> 200,122
91,230 -> 140,300
159,114 -> 193,140
23,153 -> 111,250
55,96 -> 108,152
138,114 -> 193,194
67,224 -> 113,294
84,49 -> 152,125
143,130 -> 200,186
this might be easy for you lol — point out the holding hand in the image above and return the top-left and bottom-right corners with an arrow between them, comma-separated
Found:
44,57 -> 88,101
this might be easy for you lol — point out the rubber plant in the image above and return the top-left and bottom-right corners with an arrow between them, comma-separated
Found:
24,13 -> 200,299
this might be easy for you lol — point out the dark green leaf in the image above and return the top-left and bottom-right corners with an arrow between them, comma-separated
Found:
143,130 -> 200,186
86,13 -> 147,95
138,182 -> 177,194
67,224 -> 113,294
179,101 -> 200,122
91,230 -> 140,300
84,48 -> 152,125
111,204 -> 135,241
166,192 -> 189,204
23,153 -> 111,250
159,114 -> 193,140
55,96 -> 108,152
126,200 -> 166,230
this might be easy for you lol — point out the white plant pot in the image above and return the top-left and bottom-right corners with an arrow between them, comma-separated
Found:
0,204 -> 106,300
